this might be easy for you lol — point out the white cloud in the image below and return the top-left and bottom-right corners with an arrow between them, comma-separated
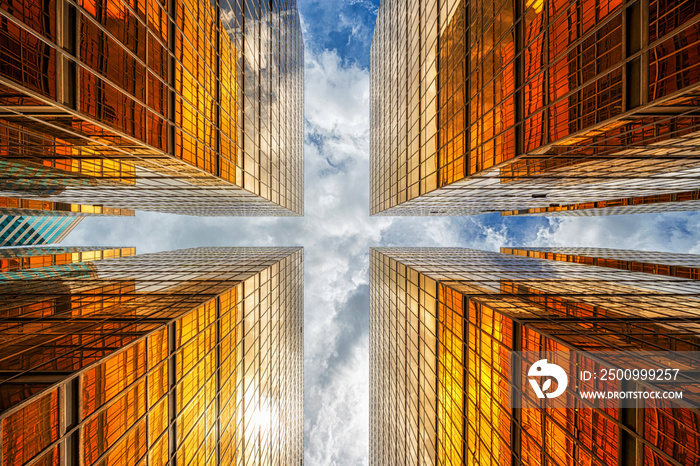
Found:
301,46 -> 373,466
346,0 -> 379,14
305,50 -> 370,138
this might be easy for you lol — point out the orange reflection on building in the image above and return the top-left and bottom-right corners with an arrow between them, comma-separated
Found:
0,247 -> 303,466
371,0 -> 700,217
0,0 -> 303,216
0,247 -> 134,273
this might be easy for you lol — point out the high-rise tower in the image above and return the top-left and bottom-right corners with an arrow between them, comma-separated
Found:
0,247 -> 303,465
370,0 -> 700,216
0,0 -> 303,216
370,247 -> 699,465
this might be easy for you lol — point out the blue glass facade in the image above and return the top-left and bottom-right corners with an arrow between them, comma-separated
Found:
0,215 -> 84,246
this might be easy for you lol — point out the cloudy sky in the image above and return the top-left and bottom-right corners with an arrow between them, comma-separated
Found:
64,1 -> 700,464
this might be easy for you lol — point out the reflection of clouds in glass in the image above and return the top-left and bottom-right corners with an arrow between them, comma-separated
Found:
219,1 -> 304,214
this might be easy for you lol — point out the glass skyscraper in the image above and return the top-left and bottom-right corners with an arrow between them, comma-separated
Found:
0,0 -> 303,216
370,247 -> 699,465
370,0 -> 700,216
0,1 -> 305,464
0,247 -> 303,466
0,215 -> 84,246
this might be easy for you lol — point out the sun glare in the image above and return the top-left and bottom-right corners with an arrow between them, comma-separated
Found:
250,406 -> 272,433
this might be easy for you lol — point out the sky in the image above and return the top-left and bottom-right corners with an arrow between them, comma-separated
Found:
64,1 -> 700,464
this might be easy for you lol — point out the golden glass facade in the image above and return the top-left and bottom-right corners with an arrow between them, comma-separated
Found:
503,246 -> 700,279
370,0 -> 700,216
0,246 -> 135,275
502,190 -> 700,216
0,0 -> 303,216
0,247 -> 303,466
0,197 -> 134,217
370,247 -> 700,465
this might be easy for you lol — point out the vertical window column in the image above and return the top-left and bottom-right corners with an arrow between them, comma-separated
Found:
56,0 -> 78,109
625,0 -> 648,110
168,321 -> 177,466
514,0 -> 525,158
167,0 -> 177,156
619,378 -> 644,466
59,377 -> 80,465
215,296 -> 221,465
215,1 -> 221,177
509,320 -> 522,466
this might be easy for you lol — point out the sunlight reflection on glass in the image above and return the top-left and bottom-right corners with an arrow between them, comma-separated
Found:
251,406 -> 272,433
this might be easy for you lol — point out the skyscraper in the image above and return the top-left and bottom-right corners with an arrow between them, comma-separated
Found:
370,0 -> 700,216
0,0 -> 303,216
0,247 -> 303,465
0,215 -> 84,246
370,247 -> 699,465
